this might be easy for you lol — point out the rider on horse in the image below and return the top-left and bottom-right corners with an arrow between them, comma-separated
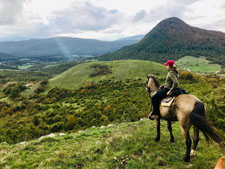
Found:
151,59 -> 179,119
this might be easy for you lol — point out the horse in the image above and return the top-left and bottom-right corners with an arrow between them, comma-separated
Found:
145,75 -> 224,162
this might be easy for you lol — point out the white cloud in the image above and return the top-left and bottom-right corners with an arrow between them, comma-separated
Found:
0,0 -> 224,41
49,3 -> 124,32
184,0 -> 225,32
0,0 -> 28,25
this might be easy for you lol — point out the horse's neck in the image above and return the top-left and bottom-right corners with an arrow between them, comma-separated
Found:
150,84 -> 159,97
148,77 -> 159,96
150,89 -> 158,97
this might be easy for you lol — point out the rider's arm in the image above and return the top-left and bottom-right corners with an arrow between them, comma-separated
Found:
168,72 -> 179,94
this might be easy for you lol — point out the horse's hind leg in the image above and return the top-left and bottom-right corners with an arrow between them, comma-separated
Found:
181,126 -> 192,162
167,121 -> 174,142
191,126 -> 199,156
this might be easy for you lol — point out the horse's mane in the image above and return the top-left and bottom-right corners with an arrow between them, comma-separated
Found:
150,75 -> 160,88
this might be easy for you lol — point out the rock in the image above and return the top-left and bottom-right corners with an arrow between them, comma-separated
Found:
20,142 -> 26,145
59,133 -> 66,136
39,136 -> 46,140
48,133 -> 56,137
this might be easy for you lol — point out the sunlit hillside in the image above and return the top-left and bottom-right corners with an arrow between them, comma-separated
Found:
46,60 -> 167,90
176,56 -> 222,73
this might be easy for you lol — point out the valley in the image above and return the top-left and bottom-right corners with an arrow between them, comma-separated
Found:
0,16 -> 224,169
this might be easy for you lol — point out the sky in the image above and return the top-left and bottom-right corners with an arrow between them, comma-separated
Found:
0,0 -> 225,41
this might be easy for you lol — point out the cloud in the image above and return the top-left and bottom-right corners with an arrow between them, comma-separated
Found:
0,0 -> 224,41
199,18 -> 225,32
133,10 -> 147,21
132,0 -> 202,24
0,0 -> 28,25
49,3 -> 124,33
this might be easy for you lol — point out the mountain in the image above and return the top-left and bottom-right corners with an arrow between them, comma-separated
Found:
0,36 -> 142,61
117,35 -> 145,41
99,17 -> 225,65
0,52 -> 15,61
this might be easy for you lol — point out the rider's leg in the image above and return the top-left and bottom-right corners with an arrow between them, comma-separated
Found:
151,88 -> 169,117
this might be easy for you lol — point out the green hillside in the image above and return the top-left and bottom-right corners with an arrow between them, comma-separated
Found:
47,60 -> 167,90
0,119 -> 223,169
176,56 -> 222,73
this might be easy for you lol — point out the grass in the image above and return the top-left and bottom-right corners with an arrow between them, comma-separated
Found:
176,56 -> 221,73
18,64 -> 34,70
0,119 -> 224,169
46,60 -> 167,90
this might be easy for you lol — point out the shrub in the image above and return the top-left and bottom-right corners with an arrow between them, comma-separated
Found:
65,115 -> 76,130
33,115 -> 40,126
50,122 -> 64,132
40,80 -> 48,85
35,86 -> 45,94
180,71 -> 195,80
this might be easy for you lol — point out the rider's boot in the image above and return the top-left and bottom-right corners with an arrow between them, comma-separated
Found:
148,104 -> 160,120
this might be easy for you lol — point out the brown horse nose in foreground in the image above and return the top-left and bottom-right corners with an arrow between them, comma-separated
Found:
214,156 -> 224,169
145,75 -> 225,162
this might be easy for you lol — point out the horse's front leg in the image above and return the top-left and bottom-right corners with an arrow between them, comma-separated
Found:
155,118 -> 160,142
167,121 -> 174,142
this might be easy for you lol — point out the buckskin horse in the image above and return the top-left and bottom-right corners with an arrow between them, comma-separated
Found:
145,75 -> 224,162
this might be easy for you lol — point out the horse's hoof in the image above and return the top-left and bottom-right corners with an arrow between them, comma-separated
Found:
170,139 -> 175,143
190,149 -> 196,157
183,157 -> 190,162
155,138 -> 160,142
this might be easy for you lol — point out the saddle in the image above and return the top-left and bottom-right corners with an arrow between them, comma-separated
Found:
161,97 -> 175,107
160,88 -> 188,107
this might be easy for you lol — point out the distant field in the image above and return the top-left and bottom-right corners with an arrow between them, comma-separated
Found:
46,60 -> 167,90
176,56 -> 221,73
18,64 -> 34,70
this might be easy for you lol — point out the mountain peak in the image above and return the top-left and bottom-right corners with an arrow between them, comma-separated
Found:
152,17 -> 190,32
99,17 -> 225,65
161,17 -> 186,23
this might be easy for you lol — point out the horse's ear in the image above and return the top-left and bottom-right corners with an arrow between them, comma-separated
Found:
152,74 -> 154,77
146,74 -> 150,79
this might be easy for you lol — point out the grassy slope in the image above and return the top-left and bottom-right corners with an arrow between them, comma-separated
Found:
0,119 -> 224,169
176,56 -> 221,73
47,60 -> 167,90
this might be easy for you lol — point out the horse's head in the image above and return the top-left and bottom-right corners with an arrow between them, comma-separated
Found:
145,74 -> 151,93
145,74 -> 160,94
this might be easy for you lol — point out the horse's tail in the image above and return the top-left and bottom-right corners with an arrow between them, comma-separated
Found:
190,101 -> 225,147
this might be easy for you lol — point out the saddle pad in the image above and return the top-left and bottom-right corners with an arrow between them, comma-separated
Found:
161,97 -> 175,107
